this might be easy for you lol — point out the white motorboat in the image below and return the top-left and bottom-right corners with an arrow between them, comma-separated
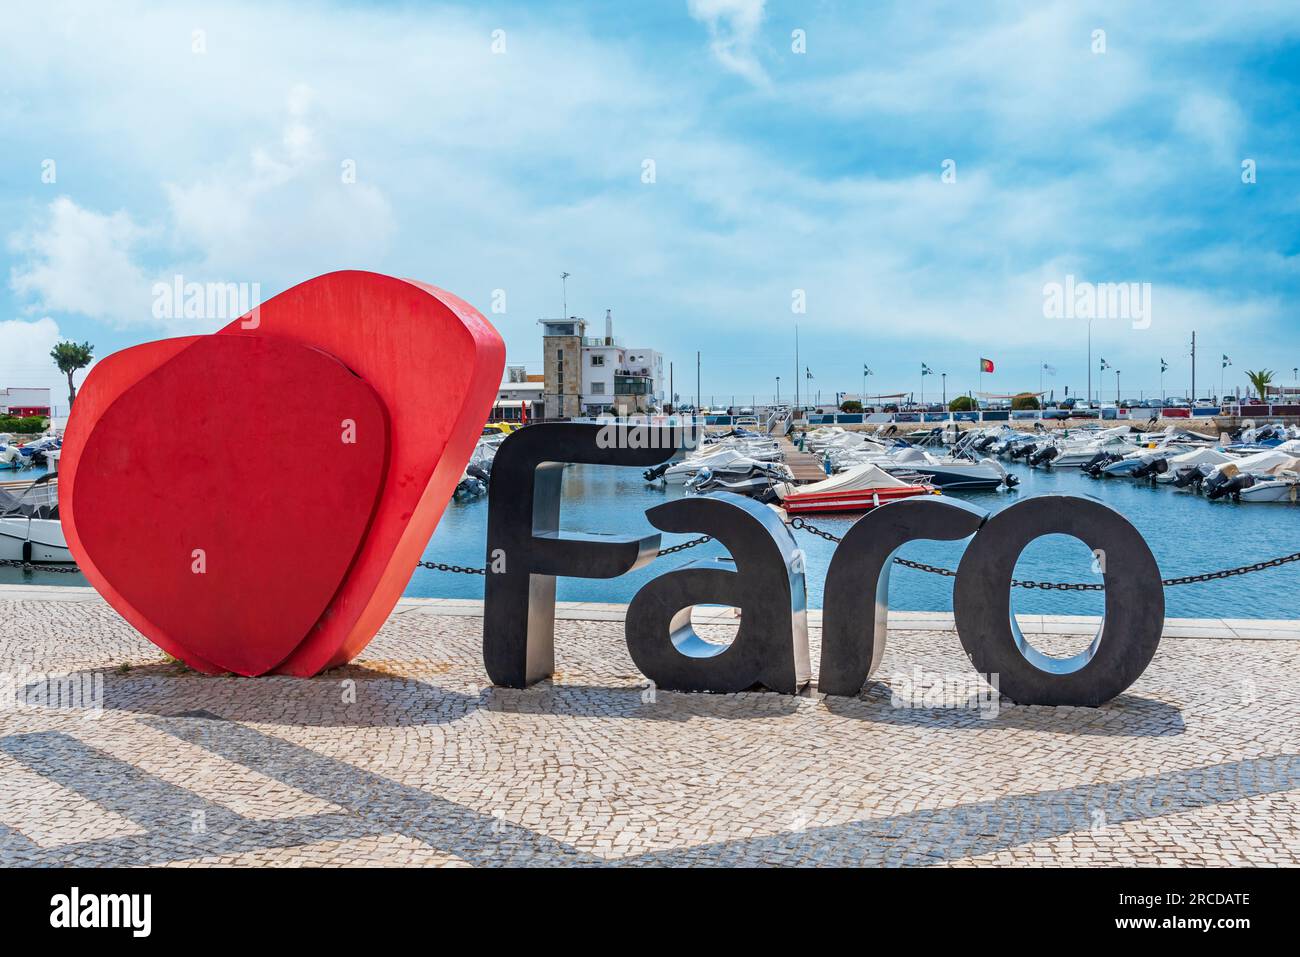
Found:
1237,470 -> 1300,503
1204,452 -> 1300,502
0,474 -> 72,563
645,441 -> 783,485
0,515 -> 70,563
688,460 -> 794,495
879,447 -> 1016,491
1098,443 -> 1195,478
0,445 -> 28,470
1160,447 -> 1237,485
1025,427 -> 1136,468
773,464 -> 936,514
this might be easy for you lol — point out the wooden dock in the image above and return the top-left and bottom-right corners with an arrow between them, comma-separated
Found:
776,434 -> 828,484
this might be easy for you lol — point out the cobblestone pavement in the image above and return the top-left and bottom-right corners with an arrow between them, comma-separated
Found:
1,594 -> 1298,866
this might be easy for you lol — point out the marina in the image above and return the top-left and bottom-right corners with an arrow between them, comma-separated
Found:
6,418 -> 1296,622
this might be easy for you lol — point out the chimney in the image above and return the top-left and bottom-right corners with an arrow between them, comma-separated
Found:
604,308 -> 613,346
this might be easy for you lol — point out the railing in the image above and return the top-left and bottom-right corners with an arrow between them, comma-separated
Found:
563,407 -> 1240,428
796,407 -> 1225,426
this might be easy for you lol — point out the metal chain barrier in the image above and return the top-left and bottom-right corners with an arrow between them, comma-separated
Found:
787,516 -> 1300,590
7,525 -> 1298,588
0,558 -> 84,574
413,535 -> 716,575
415,561 -> 485,576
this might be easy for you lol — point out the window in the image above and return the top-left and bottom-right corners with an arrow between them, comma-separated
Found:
590,354 -> 605,367
591,382 -> 606,395
556,349 -> 563,361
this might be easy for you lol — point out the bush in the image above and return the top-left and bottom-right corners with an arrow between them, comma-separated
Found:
948,395 -> 977,412
839,399 -> 863,413
1010,394 -> 1040,410
0,415 -> 47,434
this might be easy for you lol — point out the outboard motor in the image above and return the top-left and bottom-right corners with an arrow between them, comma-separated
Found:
1082,451 -> 1122,478
1028,445 -> 1059,468
1131,456 -> 1169,480
685,466 -> 714,491
466,463 -> 491,484
643,462 -> 670,482
1010,442 -> 1036,461
975,435 -> 998,452
1208,472 -> 1255,501
1172,465 -> 1208,490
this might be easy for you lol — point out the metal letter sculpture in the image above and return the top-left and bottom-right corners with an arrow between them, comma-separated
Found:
819,496 -> 987,697
482,423 -> 684,687
59,271 -> 505,676
952,494 -> 1164,706
625,493 -> 811,694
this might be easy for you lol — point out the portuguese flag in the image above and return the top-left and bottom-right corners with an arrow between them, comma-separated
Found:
980,357 -> 995,373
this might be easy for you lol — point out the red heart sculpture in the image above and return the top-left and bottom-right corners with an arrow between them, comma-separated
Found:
60,272 -> 505,676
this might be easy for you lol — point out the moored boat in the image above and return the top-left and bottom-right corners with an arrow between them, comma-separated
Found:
775,464 -> 938,514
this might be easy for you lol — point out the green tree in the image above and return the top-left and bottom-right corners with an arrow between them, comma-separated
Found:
50,340 -> 94,410
948,395 -> 977,412
839,399 -> 863,413
1011,393 -> 1040,410
1244,369 -> 1274,402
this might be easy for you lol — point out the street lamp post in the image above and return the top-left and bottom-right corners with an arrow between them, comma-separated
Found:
1116,370 -> 1121,405
776,376 -> 780,407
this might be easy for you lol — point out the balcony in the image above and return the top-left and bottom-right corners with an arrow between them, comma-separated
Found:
614,374 -> 651,396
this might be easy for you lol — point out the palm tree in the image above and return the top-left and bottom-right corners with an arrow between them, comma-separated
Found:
50,340 -> 94,409
1244,369 -> 1274,403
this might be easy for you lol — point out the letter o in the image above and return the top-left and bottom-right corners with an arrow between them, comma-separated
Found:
952,495 -> 1163,706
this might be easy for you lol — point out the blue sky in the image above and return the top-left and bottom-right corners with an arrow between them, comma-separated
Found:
3,0 -> 1299,410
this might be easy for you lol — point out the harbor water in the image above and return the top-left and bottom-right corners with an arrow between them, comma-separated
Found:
6,461 -> 1296,618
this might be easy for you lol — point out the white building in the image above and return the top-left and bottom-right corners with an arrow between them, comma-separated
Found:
490,365 -> 544,421
539,310 -> 664,418
621,348 -> 665,406
2,387 -> 52,417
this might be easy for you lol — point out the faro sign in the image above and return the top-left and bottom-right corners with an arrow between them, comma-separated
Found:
484,423 -> 1165,707
58,273 -> 1163,705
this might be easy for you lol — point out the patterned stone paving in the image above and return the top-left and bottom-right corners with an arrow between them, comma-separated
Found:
1,593 -> 1298,866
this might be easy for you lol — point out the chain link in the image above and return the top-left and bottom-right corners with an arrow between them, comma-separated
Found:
655,535 -> 713,556
8,525 -> 1296,588
411,535 -> 716,575
415,561 -> 486,576
0,558 -> 84,574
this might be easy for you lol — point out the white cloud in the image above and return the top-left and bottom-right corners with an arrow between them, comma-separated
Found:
8,198 -> 154,327
688,0 -> 769,87
1175,91 -> 1244,163
162,83 -> 394,285
0,316 -> 95,411
0,0 -> 1293,392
